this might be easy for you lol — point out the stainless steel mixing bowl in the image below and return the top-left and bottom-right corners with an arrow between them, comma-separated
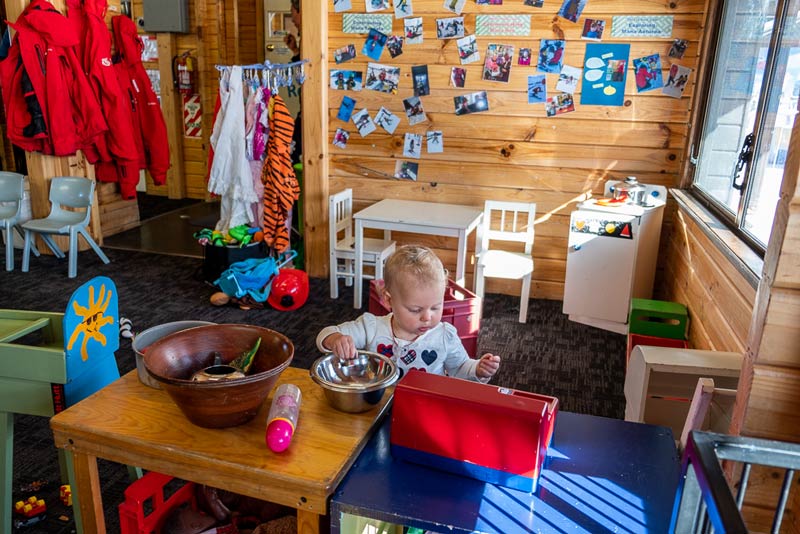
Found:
309,351 -> 398,413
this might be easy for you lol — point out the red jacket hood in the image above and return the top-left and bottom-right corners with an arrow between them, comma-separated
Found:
112,14 -> 142,66
17,0 -> 79,48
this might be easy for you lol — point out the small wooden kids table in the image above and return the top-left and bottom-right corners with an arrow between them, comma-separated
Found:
51,367 -> 392,534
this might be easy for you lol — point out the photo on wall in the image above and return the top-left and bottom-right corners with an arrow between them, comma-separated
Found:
663,64 -> 692,98
545,92 -> 575,116
334,44 -> 357,64
332,128 -> 350,149
412,65 -> 430,96
387,35 -> 405,58
482,43 -> 514,83
330,70 -> 363,91
450,66 -> 467,87
668,38 -> 689,59
426,130 -> 444,153
352,108 -> 377,137
456,35 -> 480,64
405,17 -> 424,44
527,74 -> 546,103
523,0 -> 544,6
403,133 -> 423,158
362,29 -> 389,61
633,54 -> 664,92
336,96 -> 357,122
375,106 -> 401,134
394,160 -> 419,181
403,95 -> 427,125
454,91 -> 489,115
393,0 -> 413,18
366,63 -> 400,94
518,48 -> 532,66
581,19 -> 606,40
366,0 -> 391,13
557,0 -> 587,23
334,0 -> 352,13
537,39 -> 565,74
443,0 -> 466,14
436,16 -> 465,39
556,65 -> 581,94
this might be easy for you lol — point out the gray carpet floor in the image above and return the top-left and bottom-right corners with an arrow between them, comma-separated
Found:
1,247 -> 626,533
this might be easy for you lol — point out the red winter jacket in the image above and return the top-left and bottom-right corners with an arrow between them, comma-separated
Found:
67,0 -> 139,166
0,0 -> 107,156
105,15 -> 169,198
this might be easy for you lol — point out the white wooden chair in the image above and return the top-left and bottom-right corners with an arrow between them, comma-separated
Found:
329,189 -> 396,299
474,200 -> 536,323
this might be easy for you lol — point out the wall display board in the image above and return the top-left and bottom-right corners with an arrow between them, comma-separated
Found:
323,0 -> 704,300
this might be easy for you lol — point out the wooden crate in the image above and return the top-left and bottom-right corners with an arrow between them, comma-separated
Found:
624,345 -> 742,438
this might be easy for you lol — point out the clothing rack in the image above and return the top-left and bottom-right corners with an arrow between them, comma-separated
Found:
214,58 -> 309,72
214,59 -> 309,90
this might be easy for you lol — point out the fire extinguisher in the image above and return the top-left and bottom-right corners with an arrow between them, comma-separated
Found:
172,51 -> 196,94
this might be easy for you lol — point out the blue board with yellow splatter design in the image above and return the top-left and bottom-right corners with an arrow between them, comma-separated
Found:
62,276 -> 120,406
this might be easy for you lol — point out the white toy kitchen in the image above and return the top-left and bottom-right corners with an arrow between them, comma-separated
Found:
562,178 -> 667,334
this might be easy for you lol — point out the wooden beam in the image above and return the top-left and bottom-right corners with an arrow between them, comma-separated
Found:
301,0 -> 329,277
157,33 -> 187,199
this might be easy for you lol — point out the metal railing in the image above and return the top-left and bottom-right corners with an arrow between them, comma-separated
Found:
670,431 -> 800,533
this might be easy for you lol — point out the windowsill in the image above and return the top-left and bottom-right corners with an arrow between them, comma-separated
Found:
669,189 -> 762,289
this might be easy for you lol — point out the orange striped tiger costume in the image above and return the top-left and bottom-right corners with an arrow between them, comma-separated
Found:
261,93 -> 299,252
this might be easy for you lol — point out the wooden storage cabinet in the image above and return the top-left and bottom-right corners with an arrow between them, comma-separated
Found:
624,346 -> 742,437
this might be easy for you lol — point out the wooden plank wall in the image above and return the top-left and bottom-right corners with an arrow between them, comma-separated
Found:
129,0 -> 218,200
657,205 -> 755,354
321,0 -> 704,297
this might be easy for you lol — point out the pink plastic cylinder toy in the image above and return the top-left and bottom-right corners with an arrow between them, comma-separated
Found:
266,384 -> 302,452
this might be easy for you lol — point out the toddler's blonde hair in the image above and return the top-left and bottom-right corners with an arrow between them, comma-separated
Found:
384,245 -> 447,295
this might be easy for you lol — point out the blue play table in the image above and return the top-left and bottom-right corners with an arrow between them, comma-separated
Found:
330,411 -> 680,534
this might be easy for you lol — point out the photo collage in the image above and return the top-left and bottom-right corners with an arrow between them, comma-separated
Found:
330,0 -> 692,176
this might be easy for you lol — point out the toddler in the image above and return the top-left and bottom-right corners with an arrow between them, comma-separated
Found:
317,245 -> 501,381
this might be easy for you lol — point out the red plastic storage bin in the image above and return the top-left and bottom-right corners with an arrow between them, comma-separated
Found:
369,278 -> 481,357
119,472 -> 197,534
626,333 -> 689,367
391,370 -> 558,492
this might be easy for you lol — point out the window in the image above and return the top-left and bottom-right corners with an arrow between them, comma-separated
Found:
691,0 -> 799,253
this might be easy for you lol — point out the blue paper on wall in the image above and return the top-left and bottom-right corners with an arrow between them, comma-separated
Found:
337,96 -> 357,122
580,43 -> 630,106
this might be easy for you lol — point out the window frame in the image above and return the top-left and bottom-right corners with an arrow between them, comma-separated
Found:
686,0 -> 795,258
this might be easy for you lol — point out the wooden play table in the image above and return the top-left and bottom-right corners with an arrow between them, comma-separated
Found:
50,367 -> 392,534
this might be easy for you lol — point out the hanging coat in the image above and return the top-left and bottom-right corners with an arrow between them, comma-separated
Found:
105,15 -> 170,198
261,94 -> 298,253
209,66 -> 258,233
67,0 -> 139,167
0,0 -> 107,156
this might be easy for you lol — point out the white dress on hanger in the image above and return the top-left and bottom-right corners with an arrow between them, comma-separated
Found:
208,66 -> 258,233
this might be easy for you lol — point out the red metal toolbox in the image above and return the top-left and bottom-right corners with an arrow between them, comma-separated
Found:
390,370 -> 558,492
369,278 -> 481,357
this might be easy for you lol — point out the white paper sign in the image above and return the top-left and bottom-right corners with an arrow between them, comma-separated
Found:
342,14 -> 393,34
610,16 -> 673,38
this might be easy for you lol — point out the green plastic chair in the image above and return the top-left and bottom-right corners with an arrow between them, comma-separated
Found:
21,177 -> 110,278
0,172 -> 39,271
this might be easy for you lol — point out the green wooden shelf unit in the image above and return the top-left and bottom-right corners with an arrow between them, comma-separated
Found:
0,276 -> 125,534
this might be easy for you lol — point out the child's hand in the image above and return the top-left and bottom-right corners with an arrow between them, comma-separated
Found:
476,353 -> 501,379
323,333 -> 358,360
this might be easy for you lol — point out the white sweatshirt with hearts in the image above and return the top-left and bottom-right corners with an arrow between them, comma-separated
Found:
316,313 -> 486,382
